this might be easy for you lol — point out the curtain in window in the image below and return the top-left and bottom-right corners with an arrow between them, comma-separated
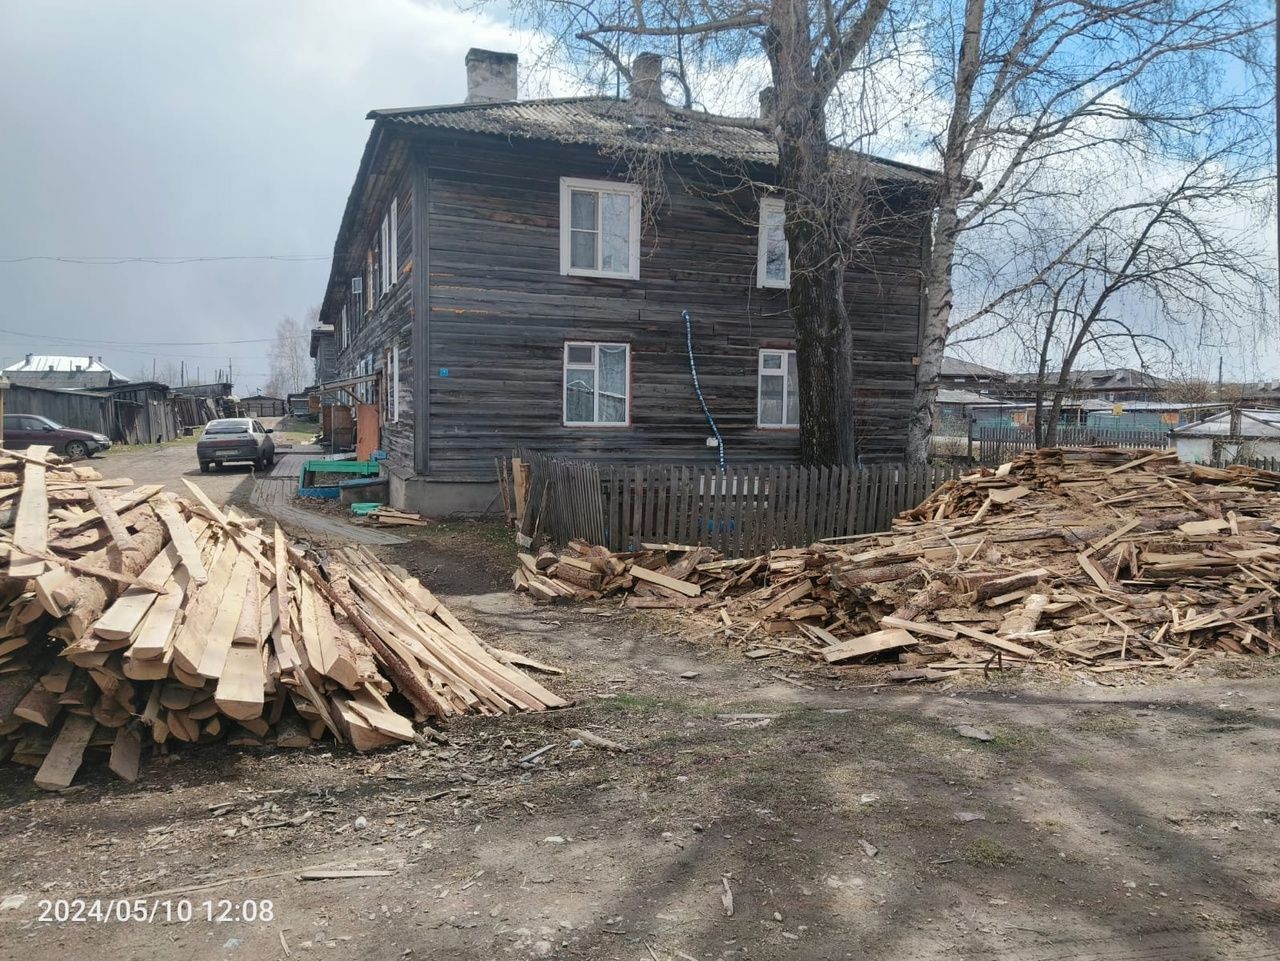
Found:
785,351 -> 799,425
597,345 -> 628,423
600,193 -> 631,273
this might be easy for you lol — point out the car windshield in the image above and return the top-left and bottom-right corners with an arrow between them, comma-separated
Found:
205,421 -> 250,434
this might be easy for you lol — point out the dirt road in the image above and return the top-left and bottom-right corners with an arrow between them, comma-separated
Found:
2,455 -> 1278,961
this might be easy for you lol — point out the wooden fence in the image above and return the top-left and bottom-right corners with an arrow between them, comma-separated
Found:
505,453 -> 964,557
973,426 -> 1170,465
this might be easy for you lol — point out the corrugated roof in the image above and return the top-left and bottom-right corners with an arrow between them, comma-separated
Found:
941,356 -> 1006,380
369,96 -> 937,185
3,355 -> 130,380
1172,408 -> 1280,437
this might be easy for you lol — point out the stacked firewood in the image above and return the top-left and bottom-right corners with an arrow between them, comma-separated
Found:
0,446 -> 564,790
516,448 -> 1280,677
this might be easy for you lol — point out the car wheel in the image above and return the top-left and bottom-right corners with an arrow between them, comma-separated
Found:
266,453 -> 275,468
200,461 -> 213,473
64,440 -> 88,459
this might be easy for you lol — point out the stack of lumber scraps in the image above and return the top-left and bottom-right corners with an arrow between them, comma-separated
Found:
515,448 -> 1280,678
366,506 -> 431,527
0,446 -> 565,790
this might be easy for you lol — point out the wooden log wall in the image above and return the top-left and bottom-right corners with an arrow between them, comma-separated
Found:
333,154 -> 417,477
418,133 -> 928,482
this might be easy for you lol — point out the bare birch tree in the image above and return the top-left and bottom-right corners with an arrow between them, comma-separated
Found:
987,145 -> 1274,444
265,315 -> 312,398
903,0 -> 1271,461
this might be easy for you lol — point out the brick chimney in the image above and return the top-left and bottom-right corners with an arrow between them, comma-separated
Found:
629,53 -> 665,115
465,48 -> 518,103
759,86 -> 777,121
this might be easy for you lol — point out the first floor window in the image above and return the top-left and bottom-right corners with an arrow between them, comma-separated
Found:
560,178 -> 641,279
758,348 -> 799,428
563,342 -> 629,425
757,197 -> 789,288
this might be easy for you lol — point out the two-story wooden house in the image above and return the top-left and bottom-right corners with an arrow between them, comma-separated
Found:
317,49 -> 935,514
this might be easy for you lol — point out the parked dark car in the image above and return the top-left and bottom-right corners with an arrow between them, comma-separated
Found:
2,413 -> 112,458
196,418 -> 275,472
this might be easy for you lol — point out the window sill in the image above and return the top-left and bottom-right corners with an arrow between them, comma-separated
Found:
756,424 -> 800,431
562,267 -> 640,281
757,279 -> 791,290
562,421 -> 632,429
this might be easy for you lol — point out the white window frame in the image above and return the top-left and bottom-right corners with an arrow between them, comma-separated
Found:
562,341 -> 631,427
383,345 -> 400,423
757,348 -> 799,429
757,196 -> 790,289
389,197 -> 399,286
340,305 -> 349,349
559,178 -> 642,280
379,215 -> 391,294
365,251 -> 374,313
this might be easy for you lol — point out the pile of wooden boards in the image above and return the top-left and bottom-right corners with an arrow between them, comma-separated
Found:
515,448 -> 1280,678
366,506 -> 431,527
0,446 -> 564,790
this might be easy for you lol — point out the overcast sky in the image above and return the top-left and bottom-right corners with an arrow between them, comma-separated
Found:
0,0 -> 533,393
2,1 -> 1273,394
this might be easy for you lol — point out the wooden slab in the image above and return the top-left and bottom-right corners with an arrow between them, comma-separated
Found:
86,486 -> 139,554
628,565 -> 701,597
9,445 -> 51,579
823,628 -> 917,663
34,714 -> 97,790
108,725 -> 142,782
154,496 -> 208,585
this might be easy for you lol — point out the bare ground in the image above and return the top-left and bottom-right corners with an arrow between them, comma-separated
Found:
3,448 -> 1279,961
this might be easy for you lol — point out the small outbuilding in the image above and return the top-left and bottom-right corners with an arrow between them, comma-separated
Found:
1171,409 -> 1280,464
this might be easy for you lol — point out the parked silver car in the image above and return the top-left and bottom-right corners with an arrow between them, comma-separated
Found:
196,418 -> 275,472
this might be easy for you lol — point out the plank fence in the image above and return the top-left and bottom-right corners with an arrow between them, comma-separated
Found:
973,426 -> 1170,466
507,453 -> 964,557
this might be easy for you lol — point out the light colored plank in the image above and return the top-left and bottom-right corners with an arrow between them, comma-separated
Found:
823,628 -> 916,663
628,564 -> 702,597
952,624 -> 1038,658
108,725 -> 142,782
197,550 -> 257,679
9,445 -> 51,579
153,496 -> 208,585
86,486 -> 139,554
34,714 -> 97,790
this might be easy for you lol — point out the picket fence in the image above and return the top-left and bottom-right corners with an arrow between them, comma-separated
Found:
505,454 -> 965,557
973,426 -> 1170,465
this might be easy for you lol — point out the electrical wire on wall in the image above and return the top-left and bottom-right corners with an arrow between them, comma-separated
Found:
682,309 -> 726,472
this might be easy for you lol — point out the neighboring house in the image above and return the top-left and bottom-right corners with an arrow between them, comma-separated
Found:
310,324 -> 338,386
4,380 -> 178,444
1171,408 -> 1280,463
3,355 -> 130,390
317,49 -> 937,513
939,357 -> 1007,392
1008,368 -> 1168,403
1239,380 -> 1280,406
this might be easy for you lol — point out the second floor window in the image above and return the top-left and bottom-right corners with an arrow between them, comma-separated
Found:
757,197 -> 790,288
559,178 -> 641,280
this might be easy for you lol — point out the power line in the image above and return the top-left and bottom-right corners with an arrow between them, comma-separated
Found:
0,326 -> 309,347
0,254 -> 328,265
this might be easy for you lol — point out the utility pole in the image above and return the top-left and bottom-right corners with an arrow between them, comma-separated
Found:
1217,354 -> 1224,401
